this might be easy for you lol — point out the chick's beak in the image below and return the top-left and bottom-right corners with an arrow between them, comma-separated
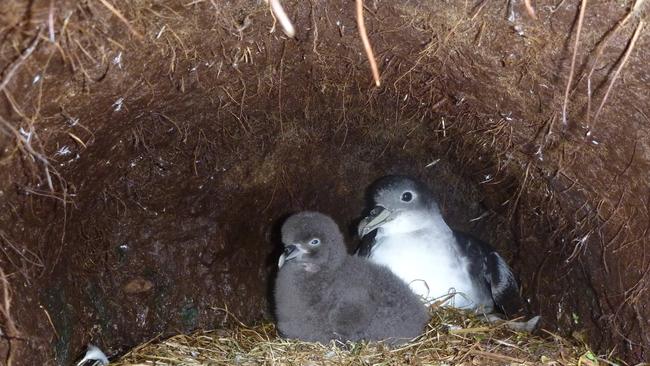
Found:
278,245 -> 300,268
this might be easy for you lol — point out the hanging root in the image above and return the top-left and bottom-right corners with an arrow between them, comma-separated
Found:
267,0 -> 296,38
523,0 -> 537,19
560,0 -> 587,126
586,0 -> 645,132
591,20 -> 645,130
356,0 -> 381,87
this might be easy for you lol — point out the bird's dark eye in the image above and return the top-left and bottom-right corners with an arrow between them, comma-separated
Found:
401,191 -> 413,202
309,238 -> 320,246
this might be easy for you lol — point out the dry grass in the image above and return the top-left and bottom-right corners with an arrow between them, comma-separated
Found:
113,307 -> 613,366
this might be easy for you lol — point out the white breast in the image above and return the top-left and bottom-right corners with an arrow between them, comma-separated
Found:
369,213 -> 489,309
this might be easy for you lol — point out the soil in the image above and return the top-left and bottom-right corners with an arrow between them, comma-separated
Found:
0,0 -> 648,364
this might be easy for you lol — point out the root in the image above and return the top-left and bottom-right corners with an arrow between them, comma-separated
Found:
0,231 -> 44,285
48,0 -> 56,42
356,0 -> 381,87
310,1 -> 321,57
267,0 -> 296,38
591,20 -> 645,130
523,0 -> 537,19
0,115 -> 61,193
584,0 -> 643,130
0,30 -> 42,92
0,266 -> 20,366
560,0 -> 587,126
95,0 -> 143,40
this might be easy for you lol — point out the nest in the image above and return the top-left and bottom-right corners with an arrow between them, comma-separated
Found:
113,307 -> 612,366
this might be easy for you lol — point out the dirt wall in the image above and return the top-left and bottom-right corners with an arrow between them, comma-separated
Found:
0,0 -> 648,364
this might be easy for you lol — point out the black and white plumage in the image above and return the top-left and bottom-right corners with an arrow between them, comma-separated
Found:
274,211 -> 429,346
356,175 -> 533,320
75,344 -> 109,366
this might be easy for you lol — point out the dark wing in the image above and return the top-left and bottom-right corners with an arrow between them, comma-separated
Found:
452,231 -> 529,318
79,361 -> 106,366
485,251 -> 529,317
355,229 -> 377,257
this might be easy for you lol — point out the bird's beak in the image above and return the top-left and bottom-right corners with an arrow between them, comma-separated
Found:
358,206 -> 394,237
278,245 -> 301,268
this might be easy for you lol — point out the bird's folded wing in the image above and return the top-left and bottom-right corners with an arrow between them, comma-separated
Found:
453,231 -> 529,318
485,251 -> 528,317
355,229 -> 377,257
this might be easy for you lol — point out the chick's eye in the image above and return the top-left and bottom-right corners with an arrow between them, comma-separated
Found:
401,191 -> 413,202
309,238 -> 320,246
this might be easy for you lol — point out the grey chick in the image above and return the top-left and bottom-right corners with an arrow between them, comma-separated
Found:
274,211 -> 429,346
356,175 -> 540,331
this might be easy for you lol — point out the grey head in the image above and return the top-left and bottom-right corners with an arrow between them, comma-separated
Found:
358,175 -> 437,237
279,211 -> 347,272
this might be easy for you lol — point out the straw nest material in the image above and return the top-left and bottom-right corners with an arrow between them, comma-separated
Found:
113,307 -> 616,366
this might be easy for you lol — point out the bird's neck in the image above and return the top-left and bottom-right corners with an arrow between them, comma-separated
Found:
299,253 -> 345,277
300,261 -> 343,283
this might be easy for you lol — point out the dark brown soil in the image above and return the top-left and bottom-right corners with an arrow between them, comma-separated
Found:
0,0 -> 648,364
